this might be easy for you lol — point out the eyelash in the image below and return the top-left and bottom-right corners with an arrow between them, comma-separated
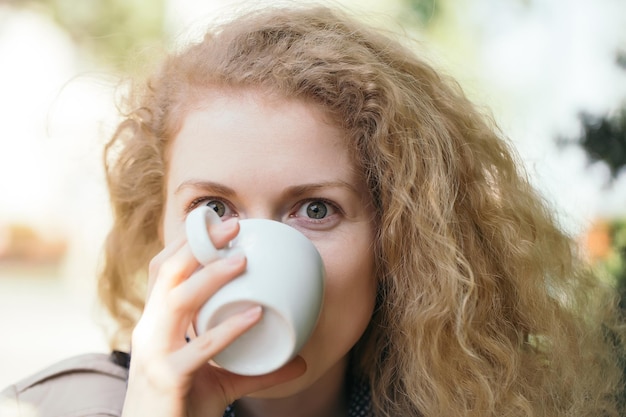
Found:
186,196 -> 235,215
185,196 -> 342,219
291,198 -> 341,220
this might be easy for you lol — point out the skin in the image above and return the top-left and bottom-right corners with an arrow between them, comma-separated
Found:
122,89 -> 377,417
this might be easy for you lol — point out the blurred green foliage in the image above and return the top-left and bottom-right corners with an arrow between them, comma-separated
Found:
401,0 -> 439,25
573,54 -> 626,181
576,109 -> 626,179
604,220 -> 626,308
5,0 -> 165,71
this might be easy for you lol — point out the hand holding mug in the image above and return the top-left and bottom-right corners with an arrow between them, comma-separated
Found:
122,211 -> 311,417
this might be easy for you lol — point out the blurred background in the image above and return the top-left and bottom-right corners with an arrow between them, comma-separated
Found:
0,0 -> 625,389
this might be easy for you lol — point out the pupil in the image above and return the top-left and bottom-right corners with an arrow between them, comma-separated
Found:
207,200 -> 226,217
307,202 -> 327,219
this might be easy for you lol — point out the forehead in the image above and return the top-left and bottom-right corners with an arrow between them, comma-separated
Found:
166,89 -> 362,190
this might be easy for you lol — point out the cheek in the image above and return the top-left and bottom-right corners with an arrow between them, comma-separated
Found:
316,233 -> 378,331
326,256 -> 376,316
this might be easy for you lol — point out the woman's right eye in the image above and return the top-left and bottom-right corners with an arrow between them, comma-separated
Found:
205,200 -> 227,217
188,198 -> 234,218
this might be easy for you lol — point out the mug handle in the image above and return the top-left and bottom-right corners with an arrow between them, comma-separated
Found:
185,206 -> 223,265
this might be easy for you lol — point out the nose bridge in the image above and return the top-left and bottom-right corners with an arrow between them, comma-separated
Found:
241,198 -> 283,222
244,210 -> 280,222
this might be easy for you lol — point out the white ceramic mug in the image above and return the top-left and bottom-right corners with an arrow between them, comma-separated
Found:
185,205 -> 325,376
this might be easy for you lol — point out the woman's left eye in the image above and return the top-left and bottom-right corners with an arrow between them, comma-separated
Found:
295,200 -> 336,220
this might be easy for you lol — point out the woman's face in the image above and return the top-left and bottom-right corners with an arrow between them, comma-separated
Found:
161,89 -> 377,396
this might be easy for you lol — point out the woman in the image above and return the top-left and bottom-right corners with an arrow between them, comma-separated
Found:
3,4 -> 624,417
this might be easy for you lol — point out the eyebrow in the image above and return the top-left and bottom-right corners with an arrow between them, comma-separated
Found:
175,180 -> 236,196
174,179 -> 361,197
286,181 -> 360,198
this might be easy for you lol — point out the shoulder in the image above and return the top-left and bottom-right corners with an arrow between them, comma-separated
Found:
0,352 -> 129,417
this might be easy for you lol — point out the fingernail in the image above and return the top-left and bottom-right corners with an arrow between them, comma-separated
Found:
243,305 -> 263,320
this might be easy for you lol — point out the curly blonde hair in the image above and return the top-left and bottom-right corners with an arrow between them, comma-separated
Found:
101,5 -> 625,417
